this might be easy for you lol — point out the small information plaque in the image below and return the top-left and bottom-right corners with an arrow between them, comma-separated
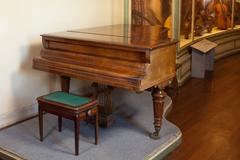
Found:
191,39 -> 218,54
191,39 -> 217,78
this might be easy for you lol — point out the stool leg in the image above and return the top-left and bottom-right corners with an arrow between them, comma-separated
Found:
95,109 -> 99,145
38,107 -> 43,141
74,118 -> 80,155
58,116 -> 62,132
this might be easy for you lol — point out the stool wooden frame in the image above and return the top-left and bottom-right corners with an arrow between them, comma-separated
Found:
37,95 -> 98,155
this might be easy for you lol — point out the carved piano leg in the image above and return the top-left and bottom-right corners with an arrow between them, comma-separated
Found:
61,76 -> 70,92
150,86 -> 166,140
92,83 -> 115,128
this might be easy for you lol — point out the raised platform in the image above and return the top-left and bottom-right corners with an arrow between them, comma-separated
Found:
0,89 -> 181,160
0,147 -> 25,160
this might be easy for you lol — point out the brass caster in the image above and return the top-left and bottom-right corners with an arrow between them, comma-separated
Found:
149,132 -> 160,140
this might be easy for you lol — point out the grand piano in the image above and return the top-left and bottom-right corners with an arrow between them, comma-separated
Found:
33,24 -> 177,139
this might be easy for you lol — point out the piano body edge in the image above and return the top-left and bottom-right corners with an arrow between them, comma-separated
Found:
33,35 -> 177,92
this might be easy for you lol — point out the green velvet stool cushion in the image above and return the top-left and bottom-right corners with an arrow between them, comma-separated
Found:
43,91 -> 92,108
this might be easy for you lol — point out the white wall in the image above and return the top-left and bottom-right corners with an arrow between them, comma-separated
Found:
0,0 -> 124,128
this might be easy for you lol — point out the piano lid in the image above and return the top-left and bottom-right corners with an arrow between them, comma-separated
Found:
42,24 -> 177,50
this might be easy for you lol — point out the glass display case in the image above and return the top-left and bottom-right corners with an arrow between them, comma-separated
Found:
234,0 -> 240,28
124,0 -> 240,85
131,0 -> 173,38
124,0 -> 240,47
180,0 -> 240,47
180,0 -> 194,46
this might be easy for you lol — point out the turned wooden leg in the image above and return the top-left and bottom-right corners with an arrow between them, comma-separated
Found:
150,86 -> 167,140
74,117 -> 80,156
58,116 -> 62,132
61,76 -> 70,93
95,108 -> 99,145
38,107 -> 43,141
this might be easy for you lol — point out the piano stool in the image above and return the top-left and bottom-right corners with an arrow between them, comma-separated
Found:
37,91 -> 99,155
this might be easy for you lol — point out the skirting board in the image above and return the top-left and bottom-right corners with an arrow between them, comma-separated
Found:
0,104 -> 38,130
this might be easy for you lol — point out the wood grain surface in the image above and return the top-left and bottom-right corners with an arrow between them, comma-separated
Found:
166,54 -> 240,160
33,24 -> 177,91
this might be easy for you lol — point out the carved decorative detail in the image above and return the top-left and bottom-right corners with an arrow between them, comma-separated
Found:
92,83 -> 115,128
150,86 -> 167,139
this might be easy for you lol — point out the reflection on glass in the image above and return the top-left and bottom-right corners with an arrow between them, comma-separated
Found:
234,0 -> 240,26
195,0 -> 214,36
180,0 -> 193,46
214,0 -> 232,30
131,0 -> 173,38
181,0 -> 234,46
194,0 -> 232,37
